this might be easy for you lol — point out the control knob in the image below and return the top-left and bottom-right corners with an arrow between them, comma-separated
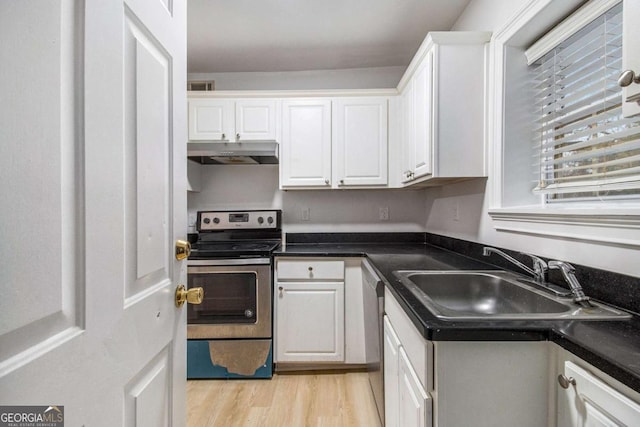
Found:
213,217 -> 220,224
203,218 -> 211,224
267,216 -> 274,224
258,216 -> 264,224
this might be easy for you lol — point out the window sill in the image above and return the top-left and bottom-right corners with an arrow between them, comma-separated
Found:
488,207 -> 640,248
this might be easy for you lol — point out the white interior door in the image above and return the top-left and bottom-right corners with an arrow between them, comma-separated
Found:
0,1 -> 187,426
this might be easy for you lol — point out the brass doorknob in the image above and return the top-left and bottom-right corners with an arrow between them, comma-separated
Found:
175,285 -> 203,307
175,240 -> 191,260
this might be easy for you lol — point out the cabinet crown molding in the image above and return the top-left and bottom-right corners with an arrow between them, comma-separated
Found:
397,31 -> 492,92
188,88 -> 398,99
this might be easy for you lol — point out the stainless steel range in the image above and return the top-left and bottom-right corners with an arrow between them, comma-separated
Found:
186,210 -> 281,379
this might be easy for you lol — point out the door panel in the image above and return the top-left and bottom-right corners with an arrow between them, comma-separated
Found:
188,99 -> 233,141
281,99 -> 332,187
124,12 -> 172,301
413,52 -> 433,179
236,99 -> 278,141
334,97 -> 388,186
558,361 -> 640,426
0,1 -> 84,374
0,1 -> 187,425
276,282 -> 344,362
398,347 -> 431,427
125,346 -> 171,427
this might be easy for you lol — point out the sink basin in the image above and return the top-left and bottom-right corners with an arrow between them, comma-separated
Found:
393,270 -> 631,321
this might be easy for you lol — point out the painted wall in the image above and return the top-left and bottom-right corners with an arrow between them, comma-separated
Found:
188,66 -> 405,90
187,165 -> 427,234
427,0 -> 639,278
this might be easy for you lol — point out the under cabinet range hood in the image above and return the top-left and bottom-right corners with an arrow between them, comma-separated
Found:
187,142 -> 279,165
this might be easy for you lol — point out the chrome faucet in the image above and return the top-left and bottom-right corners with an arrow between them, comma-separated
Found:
482,247 -> 548,284
548,261 -> 592,307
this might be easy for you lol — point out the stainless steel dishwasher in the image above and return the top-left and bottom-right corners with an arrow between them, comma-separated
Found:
362,259 -> 384,424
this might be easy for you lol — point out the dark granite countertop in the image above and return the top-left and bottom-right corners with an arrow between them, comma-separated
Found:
275,241 -> 640,393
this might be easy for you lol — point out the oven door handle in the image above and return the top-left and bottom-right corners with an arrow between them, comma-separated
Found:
187,258 -> 271,266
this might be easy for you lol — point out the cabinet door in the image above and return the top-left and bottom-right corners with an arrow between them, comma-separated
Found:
399,347 -> 432,427
412,51 -> 433,179
188,98 -> 234,141
384,316 -> 401,427
557,361 -> 640,427
622,0 -> 640,117
401,80 -> 415,183
276,281 -> 344,362
281,99 -> 332,188
235,99 -> 278,141
334,97 -> 388,187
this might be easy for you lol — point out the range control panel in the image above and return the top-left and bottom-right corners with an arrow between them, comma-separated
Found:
198,210 -> 281,231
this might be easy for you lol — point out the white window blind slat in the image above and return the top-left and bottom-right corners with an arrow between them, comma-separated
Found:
533,105 -> 625,136
529,2 -> 640,201
536,153 -> 640,177
534,60 -> 622,107
537,126 -> 640,159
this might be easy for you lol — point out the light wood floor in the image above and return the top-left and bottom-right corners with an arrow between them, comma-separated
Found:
187,371 -> 382,427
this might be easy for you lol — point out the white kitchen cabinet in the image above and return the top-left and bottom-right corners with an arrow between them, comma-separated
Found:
399,347 -> 431,427
384,314 -> 432,427
385,288 -> 550,427
275,259 -> 345,363
280,99 -> 332,188
401,54 -> 433,183
556,358 -> 640,426
383,316 -> 401,427
281,97 -> 390,189
334,97 -> 388,187
384,293 -> 433,427
400,79 -> 415,184
622,0 -> 640,117
397,32 -> 491,187
188,98 -> 233,141
188,97 -> 278,141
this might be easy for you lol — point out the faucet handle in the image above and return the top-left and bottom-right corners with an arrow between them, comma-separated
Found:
520,253 -> 548,269
548,260 -> 575,273
519,253 -> 548,282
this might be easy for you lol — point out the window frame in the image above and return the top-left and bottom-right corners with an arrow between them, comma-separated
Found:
487,0 -> 640,249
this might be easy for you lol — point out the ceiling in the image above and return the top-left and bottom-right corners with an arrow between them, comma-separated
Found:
187,0 -> 472,73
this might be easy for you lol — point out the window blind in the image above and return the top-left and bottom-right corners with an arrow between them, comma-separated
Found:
529,2 -> 640,202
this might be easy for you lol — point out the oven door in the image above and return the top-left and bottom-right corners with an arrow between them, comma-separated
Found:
187,259 -> 272,339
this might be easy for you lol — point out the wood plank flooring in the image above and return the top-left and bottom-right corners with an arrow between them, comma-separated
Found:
187,371 -> 382,427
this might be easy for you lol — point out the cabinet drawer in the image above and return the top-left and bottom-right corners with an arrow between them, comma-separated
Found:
277,259 -> 345,280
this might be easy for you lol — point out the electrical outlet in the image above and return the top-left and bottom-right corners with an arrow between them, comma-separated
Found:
452,201 -> 460,222
301,207 -> 310,221
379,206 -> 389,221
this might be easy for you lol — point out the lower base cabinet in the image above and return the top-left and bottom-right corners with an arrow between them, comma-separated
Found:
385,287 -> 640,427
276,281 -> 345,362
398,347 -> 431,427
384,308 -> 432,427
383,316 -> 401,427
556,353 -> 640,426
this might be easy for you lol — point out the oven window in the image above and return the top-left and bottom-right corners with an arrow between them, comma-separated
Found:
188,272 -> 258,324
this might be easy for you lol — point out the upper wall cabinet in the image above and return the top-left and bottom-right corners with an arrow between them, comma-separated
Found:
280,99 -> 332,188
280,96 -> 389,189
188,98 -> 278,142
334,97 -> 388,187
397,32 -> 491,187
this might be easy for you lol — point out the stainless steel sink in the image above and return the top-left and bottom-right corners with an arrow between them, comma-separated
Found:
393,270 -> 631,320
